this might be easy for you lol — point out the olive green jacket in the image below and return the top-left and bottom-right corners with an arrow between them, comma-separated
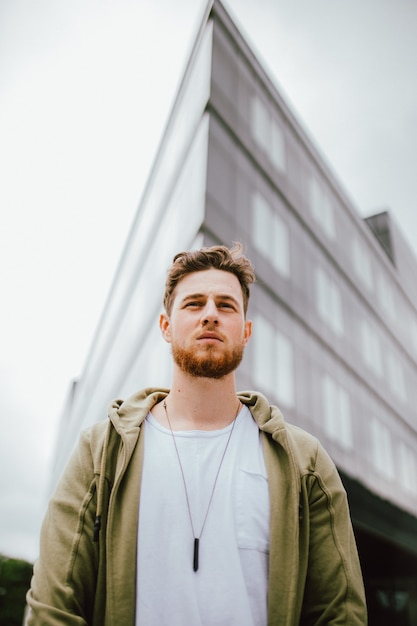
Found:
26,388 -> 367,625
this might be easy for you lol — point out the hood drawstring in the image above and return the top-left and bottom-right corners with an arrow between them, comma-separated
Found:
94,420 -> 112,543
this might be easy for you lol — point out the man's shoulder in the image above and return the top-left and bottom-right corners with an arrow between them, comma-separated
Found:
74,420 -> 112,470
285,420 -> 320,446
80,419 -> 109,443
283,421 -> 338,476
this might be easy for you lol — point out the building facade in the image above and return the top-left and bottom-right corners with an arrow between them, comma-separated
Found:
53,1 -> 417,622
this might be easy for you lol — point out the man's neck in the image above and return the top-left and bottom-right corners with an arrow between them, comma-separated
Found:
154,369 -> 240,431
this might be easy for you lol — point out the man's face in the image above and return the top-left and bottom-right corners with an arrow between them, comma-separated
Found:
160,269 -> 252,379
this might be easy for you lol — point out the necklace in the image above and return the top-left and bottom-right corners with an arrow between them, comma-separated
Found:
163,399 -> 241,572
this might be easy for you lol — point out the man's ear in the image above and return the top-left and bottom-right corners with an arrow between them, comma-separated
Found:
160,313 -> 172,343
244,319 -> 252,346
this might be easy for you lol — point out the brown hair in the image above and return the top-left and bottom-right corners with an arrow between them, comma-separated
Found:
163,243 -> 255,316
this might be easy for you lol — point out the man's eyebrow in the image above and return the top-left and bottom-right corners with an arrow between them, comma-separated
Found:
216,294 -> 240,305
181,293 -> 205,302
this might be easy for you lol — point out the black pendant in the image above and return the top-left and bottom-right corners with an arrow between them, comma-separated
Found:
193,537 -> 199,572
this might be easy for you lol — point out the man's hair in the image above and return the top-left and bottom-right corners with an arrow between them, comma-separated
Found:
163,242 -> 255,316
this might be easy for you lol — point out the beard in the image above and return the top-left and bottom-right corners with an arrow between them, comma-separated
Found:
171,339 -> 245,379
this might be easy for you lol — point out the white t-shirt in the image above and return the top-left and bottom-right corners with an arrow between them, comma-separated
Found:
136,406 -> 270,626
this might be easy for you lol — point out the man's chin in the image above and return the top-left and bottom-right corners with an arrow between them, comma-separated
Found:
172,344 -> 243,379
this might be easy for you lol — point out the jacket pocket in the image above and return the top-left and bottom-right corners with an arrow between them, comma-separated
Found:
236,467 -> 269,553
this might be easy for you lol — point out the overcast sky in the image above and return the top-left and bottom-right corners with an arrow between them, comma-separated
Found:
1,0 -> 416,562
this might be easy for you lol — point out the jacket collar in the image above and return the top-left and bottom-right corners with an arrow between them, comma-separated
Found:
109,387 -> 287,437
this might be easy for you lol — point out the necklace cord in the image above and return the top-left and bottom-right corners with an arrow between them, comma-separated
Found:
162,399 -> 241,571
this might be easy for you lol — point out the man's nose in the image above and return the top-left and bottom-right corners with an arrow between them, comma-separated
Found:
201,300 -> 219,325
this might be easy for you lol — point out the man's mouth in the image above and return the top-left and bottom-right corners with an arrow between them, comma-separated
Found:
197,332 -> 223,342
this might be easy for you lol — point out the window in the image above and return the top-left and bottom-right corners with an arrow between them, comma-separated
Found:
251,93 -> 269,147
253,313 -> 294,407
386,351 -> 407,403
315,266 -> 344,335
352,236 -> 373,291
251,94 -> 286,173
252,191 -> 290,277
322,374 -> 353,449
308,175 -> 335,239
271,118 -> 286,172
360,318 -> 383,377
371,418 -> 395,479
398,442 -> 417,495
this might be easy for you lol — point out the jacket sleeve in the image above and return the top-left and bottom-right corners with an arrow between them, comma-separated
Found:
299,443 -> 368,625
25,428 -> 100,625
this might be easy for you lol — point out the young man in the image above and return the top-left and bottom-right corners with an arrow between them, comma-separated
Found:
26,244 -> 367,625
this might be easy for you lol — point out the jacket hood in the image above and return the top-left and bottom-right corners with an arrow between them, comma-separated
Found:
93,388 -> 167,542
237,390 -> 286,435
108,387 -> 170,432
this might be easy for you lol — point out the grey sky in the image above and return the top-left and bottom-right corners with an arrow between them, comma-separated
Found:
0,0 -> 416,561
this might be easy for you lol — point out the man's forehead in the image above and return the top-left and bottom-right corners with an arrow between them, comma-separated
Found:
174,269 -> 243,298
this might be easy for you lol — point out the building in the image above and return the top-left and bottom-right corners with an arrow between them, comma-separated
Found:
53,1 -> 417,622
